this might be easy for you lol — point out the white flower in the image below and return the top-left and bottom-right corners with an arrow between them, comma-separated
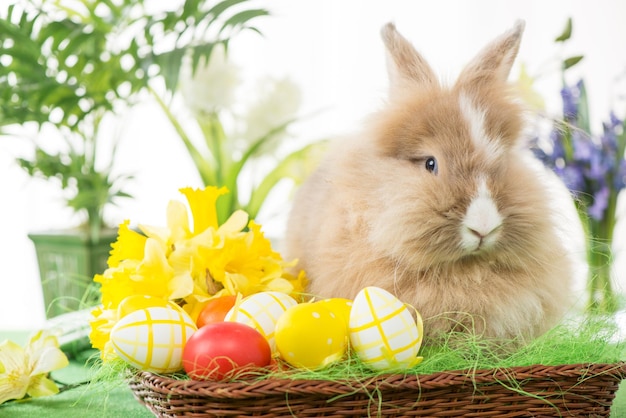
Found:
240,76 -> 302,147
180,44 -> 241,114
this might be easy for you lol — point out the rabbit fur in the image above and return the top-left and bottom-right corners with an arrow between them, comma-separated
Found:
286,21 -> 578,342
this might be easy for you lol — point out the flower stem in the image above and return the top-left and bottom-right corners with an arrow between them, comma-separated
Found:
148,86 -> 218,186
585,218 -> 617,314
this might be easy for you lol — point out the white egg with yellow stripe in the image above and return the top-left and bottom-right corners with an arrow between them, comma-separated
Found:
349,286 -> 423,371
110,306 -> 197,373
224,291 -> 298,353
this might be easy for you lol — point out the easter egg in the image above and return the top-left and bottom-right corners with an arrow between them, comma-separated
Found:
315,298 -> 353,326
110,306 -> 197,373
275,302 -> 348,369
349,286 -> 423,371
182,321 -> 271,380
225,291 -> 298,352
196,295 -> 237,328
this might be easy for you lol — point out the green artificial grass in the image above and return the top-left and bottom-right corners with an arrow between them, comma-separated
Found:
103,313 -> 625,383
82,313 -> 626,417
252,314 -> 624,381
415,314 -> 625,375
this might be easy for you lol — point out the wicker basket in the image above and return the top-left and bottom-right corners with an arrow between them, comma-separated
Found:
129,362 -> 625,417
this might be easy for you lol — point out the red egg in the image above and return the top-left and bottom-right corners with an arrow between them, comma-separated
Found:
182,321 -> 271,380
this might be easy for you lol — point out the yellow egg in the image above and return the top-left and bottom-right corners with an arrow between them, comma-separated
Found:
275,303 -> 348,369
315,298 -> 353,326
349,286 -> 423,371
224,291 -> 297,352
110,306 -> 197,373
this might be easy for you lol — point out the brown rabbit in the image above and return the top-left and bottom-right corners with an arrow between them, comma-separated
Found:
286,21 -> 577,342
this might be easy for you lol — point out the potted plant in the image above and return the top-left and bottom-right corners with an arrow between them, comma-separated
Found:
0,0 -> 268,317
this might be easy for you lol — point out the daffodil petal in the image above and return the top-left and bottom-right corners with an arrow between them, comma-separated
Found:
219,210 -> 248,234
26,374 -> 60,398
139,238 -> 174,277
260,277 -> 294,294
30,347 -> 68,376
167,200 -> 191,242
138,225 -> 171,246
169,272 -> 194,300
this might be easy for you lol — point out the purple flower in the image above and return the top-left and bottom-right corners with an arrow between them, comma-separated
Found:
586,148 -> 610,182
572,131 -> 594,162
556,164 -> 585,192
615,159 -> 626,190
561,84 -> 579,121
550,129 -> 565,160
533,77 -> 626,224
600,122 -> 618,151
609,111 -> 623,129
588,185 -> 610,221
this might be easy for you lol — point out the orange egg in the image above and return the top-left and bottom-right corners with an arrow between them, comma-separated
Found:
196,295 -> 238,328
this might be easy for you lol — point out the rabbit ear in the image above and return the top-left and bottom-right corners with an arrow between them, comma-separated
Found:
456,20 -> 525,88
381,22 -> 438,97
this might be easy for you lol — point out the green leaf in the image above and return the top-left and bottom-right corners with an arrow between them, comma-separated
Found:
576,80 -> 591,134
182,0 -> 203,19
225,116 -> 300,193
617,119 -> 626,172
152,48 -> 186,92
40,20 -> 76,51
563,55 -> 584,70
218,9 -> 269,36
555,17 -> 573,42
245,141 -> 329,219
205,0 -> 252,21
190,42 -> 217,75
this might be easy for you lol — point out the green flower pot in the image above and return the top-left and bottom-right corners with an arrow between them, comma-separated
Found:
28,229 -> 116,319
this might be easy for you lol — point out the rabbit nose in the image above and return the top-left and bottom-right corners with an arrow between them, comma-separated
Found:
461,178 -> 503,251
468,225 -> 501,240
469,227 -> 486,239
463,223 -> 502,252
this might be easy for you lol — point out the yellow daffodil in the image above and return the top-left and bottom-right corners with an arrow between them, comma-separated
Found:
180,186 -> 227,234
0,331 -> 69,404
107,220 -> 146,268
96,239 -> 194,308
88,306 -> 118,359
89,186 -> 307,360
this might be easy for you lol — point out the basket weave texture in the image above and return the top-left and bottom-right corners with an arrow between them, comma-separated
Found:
129,362 -> 626,417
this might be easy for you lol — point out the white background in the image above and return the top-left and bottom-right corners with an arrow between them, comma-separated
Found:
1,0 -> 626,330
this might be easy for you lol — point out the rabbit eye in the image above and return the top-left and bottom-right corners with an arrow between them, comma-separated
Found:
425,157 -> 438,174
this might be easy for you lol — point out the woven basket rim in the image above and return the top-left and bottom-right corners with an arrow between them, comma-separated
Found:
131,361 -> 626,399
